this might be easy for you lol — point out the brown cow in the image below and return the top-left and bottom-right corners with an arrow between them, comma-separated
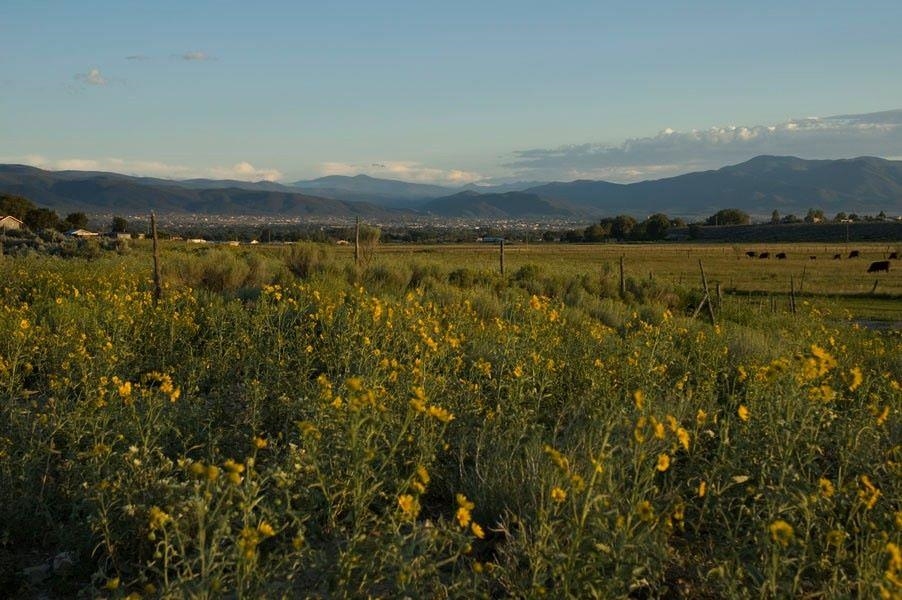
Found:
759,252 -> 770,259
890,252 -> 899,260
833,254 -> 842,260
848,250 -> 860,258
776,252 -> 787,259
809,255 -> 817,260
746,251 -> 757,258
867,261 -> 890,273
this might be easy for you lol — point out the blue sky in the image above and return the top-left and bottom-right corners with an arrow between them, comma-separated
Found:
3,0 -> 901,184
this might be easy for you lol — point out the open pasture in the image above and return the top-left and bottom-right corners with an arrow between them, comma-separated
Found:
365,241 -> 902,320
373,241 -> 902,295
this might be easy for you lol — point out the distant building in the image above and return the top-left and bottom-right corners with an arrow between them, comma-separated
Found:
105,232 -> 132,240
0,216 -> 24,231
65,228 -> 99,238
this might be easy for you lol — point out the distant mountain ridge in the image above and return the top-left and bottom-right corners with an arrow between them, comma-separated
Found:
2,155 -> 901,219
519,155 -> 902,217
0,164 -> 397,217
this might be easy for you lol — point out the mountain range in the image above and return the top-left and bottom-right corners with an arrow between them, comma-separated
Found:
2,155 -> 901,220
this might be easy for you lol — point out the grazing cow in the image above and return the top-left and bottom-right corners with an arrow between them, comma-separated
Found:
776,252 -> 787,259
867,260 -> 890,273
833,254 -> 842,260
746,251 -> 757,258
848,250 -> 860,258
890,252 -> 899,260
758,252 -> 770,259
809,255 -> 817,260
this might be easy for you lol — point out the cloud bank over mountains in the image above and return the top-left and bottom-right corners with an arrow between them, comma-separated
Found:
10,156 -> 282,182
8,110 -> 900,186
317,161 -> 484,185
506,110 -> 902,182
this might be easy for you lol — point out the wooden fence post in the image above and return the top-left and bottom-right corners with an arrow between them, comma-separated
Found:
499,239 -> 505,275
619,255 -> 625,298
789,276 -> 796,314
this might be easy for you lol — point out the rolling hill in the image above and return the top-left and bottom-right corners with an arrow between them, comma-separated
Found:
0,165 -> 399,218
2,155 -> 901,220
522,155 -> 902,218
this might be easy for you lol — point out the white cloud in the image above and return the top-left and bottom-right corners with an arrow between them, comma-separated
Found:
180,51 -> 213,61
207,161 -> 283,181
10,156 -> 282,182
74,68 -> 107,86
318,161 -> 483,185
506,109 -> 902,182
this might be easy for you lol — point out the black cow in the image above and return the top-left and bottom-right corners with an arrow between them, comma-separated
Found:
867,261 -> 890,273
809,255 -> 817,260
890,252 -> 899,260
833,254 -> 842,260
746,251 -> 757,258
759,252 -> 770,259
776,252 -> 787,259
848,250 -> 860,258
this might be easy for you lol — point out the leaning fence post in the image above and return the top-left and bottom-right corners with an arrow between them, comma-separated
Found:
698,260 -> 716,324
789,276 -> 797,314
151,212 -> 163,304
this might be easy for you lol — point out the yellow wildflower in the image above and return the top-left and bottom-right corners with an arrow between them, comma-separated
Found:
257,521 -> 276,537
826,529 -> 845,548
698,480 -> 707,498
737,404 -> 750,422
398,494 -> 420,519
427,405 -> 454,423
633,389 -> 645,410
859,475 -> 880,509
148,506 -> 171,530
656,453 -> 671,472
636,500 -> 655,522
847,367 -> 864,392
550,487 -> 567,503
769,520 -> 794,547
676,427 -> 690,451
253,436 -> 268,449
819,478 -> 835,499
455,494 -> 475,528
471,522 -> 485,539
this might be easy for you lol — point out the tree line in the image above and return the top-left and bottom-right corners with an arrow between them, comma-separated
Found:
1,194 -> 129,233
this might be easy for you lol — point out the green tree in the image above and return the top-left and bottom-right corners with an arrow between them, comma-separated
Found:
833,212 -> 847,222
610,215 -> 638,239
804,208 -> 825,223
583,222 -> 611,242
643,213 -> 671,240
111,216 -> 129,233
0,193 -> 36,220
24,207 -> 60,230
65,212 -> 89,229
705,208 -> 750,226
771,209 -> 780,224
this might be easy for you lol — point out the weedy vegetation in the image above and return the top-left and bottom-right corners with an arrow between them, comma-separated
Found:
0,241 -> 899,598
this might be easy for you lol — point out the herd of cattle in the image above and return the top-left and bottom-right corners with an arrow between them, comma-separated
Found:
744,250 -> 897,273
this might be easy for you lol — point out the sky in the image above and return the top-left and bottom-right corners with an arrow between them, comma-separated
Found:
2,0 -> 902,185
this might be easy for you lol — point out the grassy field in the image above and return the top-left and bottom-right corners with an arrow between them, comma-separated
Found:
0,240 -> 899,598
369,241 -> 902,319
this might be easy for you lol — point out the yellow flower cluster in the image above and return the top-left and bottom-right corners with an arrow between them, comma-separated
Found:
409,386 -> 455,423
